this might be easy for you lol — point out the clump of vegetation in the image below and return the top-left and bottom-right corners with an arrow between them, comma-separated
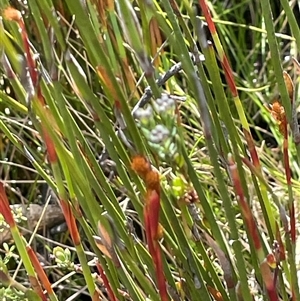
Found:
0,0 -> 299,300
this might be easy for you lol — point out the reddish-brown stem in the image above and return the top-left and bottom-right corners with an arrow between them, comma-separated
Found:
26,246 -> 53,298
59,200 -> 80,245
96,261 -> 118,301
0,182 -> 15,227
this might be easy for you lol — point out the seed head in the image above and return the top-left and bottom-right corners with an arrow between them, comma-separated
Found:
131,155 -> 151,179
3,7 -> 22,22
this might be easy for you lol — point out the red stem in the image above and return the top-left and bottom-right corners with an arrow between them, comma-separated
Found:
26,246 -> 52,299
96,261 -> 118,301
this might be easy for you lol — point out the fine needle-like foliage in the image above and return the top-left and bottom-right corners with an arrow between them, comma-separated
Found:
0,0 -> 299,300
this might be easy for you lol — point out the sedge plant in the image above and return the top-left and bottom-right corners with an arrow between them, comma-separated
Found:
0,0 -> 299,300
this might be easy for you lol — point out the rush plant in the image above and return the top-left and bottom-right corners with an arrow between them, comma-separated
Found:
0,0 -> 299,300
